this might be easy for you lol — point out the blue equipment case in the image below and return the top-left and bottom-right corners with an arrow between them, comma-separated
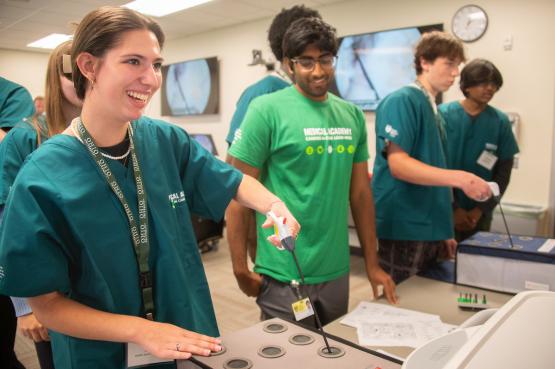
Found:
456,231 -> 555,293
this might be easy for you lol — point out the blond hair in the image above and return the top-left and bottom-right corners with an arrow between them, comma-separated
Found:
44,40 -> 73,138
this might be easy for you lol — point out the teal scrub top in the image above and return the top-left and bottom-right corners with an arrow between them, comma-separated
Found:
0,115 -> 48,205
372,86 -> 453,241
225,75 -> 289,145
0,77 -> 35,129
440,101 -> 519,210
0,117 -> 243,369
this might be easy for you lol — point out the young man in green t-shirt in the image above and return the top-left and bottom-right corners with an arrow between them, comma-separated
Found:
373,32 -> 493,283
225,5 -> 322,266
228,17 -> 397,326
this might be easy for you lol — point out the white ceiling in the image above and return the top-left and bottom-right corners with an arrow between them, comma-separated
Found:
0,0 -> 346,53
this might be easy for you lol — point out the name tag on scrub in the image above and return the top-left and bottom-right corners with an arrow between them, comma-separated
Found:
477,150 -> 498,170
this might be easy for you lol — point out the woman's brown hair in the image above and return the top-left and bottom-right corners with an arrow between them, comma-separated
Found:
71,6 -> 165,100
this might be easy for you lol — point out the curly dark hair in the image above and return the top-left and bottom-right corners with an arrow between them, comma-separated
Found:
282,17 -> 338,60
268,5 -> 321,61
460,58 -> 503,97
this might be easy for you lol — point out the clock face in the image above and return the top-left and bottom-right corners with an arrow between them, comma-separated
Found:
452,5 -> 488,42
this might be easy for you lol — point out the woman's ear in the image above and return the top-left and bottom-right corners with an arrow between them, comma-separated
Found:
75,52 -> 99,85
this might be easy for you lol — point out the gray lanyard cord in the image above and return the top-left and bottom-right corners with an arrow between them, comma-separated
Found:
75,117 -> 154,319
411,82 -> 452,202
412,80 -> 447,147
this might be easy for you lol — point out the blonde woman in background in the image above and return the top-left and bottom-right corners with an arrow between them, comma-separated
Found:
0,40 -> 81,369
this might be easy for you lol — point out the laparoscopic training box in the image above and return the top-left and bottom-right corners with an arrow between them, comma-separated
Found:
456,231 -> 555,293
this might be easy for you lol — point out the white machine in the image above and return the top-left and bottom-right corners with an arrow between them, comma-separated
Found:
402,290 -> 555,369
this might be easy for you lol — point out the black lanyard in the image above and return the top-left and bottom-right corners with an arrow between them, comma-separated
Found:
75,118 -> 154,319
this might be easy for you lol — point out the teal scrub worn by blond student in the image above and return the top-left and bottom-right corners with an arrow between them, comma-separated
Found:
0,117 -> 242,369
229,86 -> 369,284
373,85 -> 453,241
439,101 -> 519,211
0,115 -> 48,205
0,77 -> 35,130
225,75 -> 289,146
0,114 -> 49,322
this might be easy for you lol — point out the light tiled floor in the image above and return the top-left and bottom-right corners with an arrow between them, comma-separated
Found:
15,239 -> 373,368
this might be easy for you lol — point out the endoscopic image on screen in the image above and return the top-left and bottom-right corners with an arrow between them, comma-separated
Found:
331,25 -> 441,111
191,134 -> 218,155
162,57 -> 219,116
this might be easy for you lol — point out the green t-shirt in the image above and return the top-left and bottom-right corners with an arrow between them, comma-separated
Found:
440,101 -> 519,210
229,86 -> 369,284
0,117 -> 242,369
373,86 -> 453,241
0,77 -> 34,129
226,75 -> 289,146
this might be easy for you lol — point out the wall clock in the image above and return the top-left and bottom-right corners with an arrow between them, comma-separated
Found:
452,5 -> 488,42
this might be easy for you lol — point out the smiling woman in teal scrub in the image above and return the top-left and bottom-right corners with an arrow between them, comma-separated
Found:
0,6 -> 298,369
440,59 -> 519,241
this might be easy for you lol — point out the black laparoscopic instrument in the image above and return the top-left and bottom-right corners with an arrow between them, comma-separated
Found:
267,211 -> 333,353
485,182 -> 515,249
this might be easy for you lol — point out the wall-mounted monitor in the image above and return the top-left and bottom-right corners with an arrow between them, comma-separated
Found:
190,133 -> 218,156
161,57 -> 219,116
330,24 -> 443,111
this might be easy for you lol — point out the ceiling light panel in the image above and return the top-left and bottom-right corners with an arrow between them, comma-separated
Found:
124,0 -> 213,17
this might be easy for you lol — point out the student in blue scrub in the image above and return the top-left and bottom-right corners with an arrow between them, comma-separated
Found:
373,32 -> 493,284
0,78 -> 33,369
225,4 -> 321,282
0,6 -> 299,369
0,40 -> 81,369
0,77 -> 34,143
440,59 -> 519,241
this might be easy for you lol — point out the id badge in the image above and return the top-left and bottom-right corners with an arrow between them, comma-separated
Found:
291,297 -> 315,321
127,343 -> 173,368
477,150 -> 497,170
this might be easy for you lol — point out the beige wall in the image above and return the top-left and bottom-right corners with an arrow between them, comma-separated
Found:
0,49 -> 49,98
1,0 -> 554,218
145,17 -> 271,152
326,0 -> 555,209
156,0 -> 555,210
